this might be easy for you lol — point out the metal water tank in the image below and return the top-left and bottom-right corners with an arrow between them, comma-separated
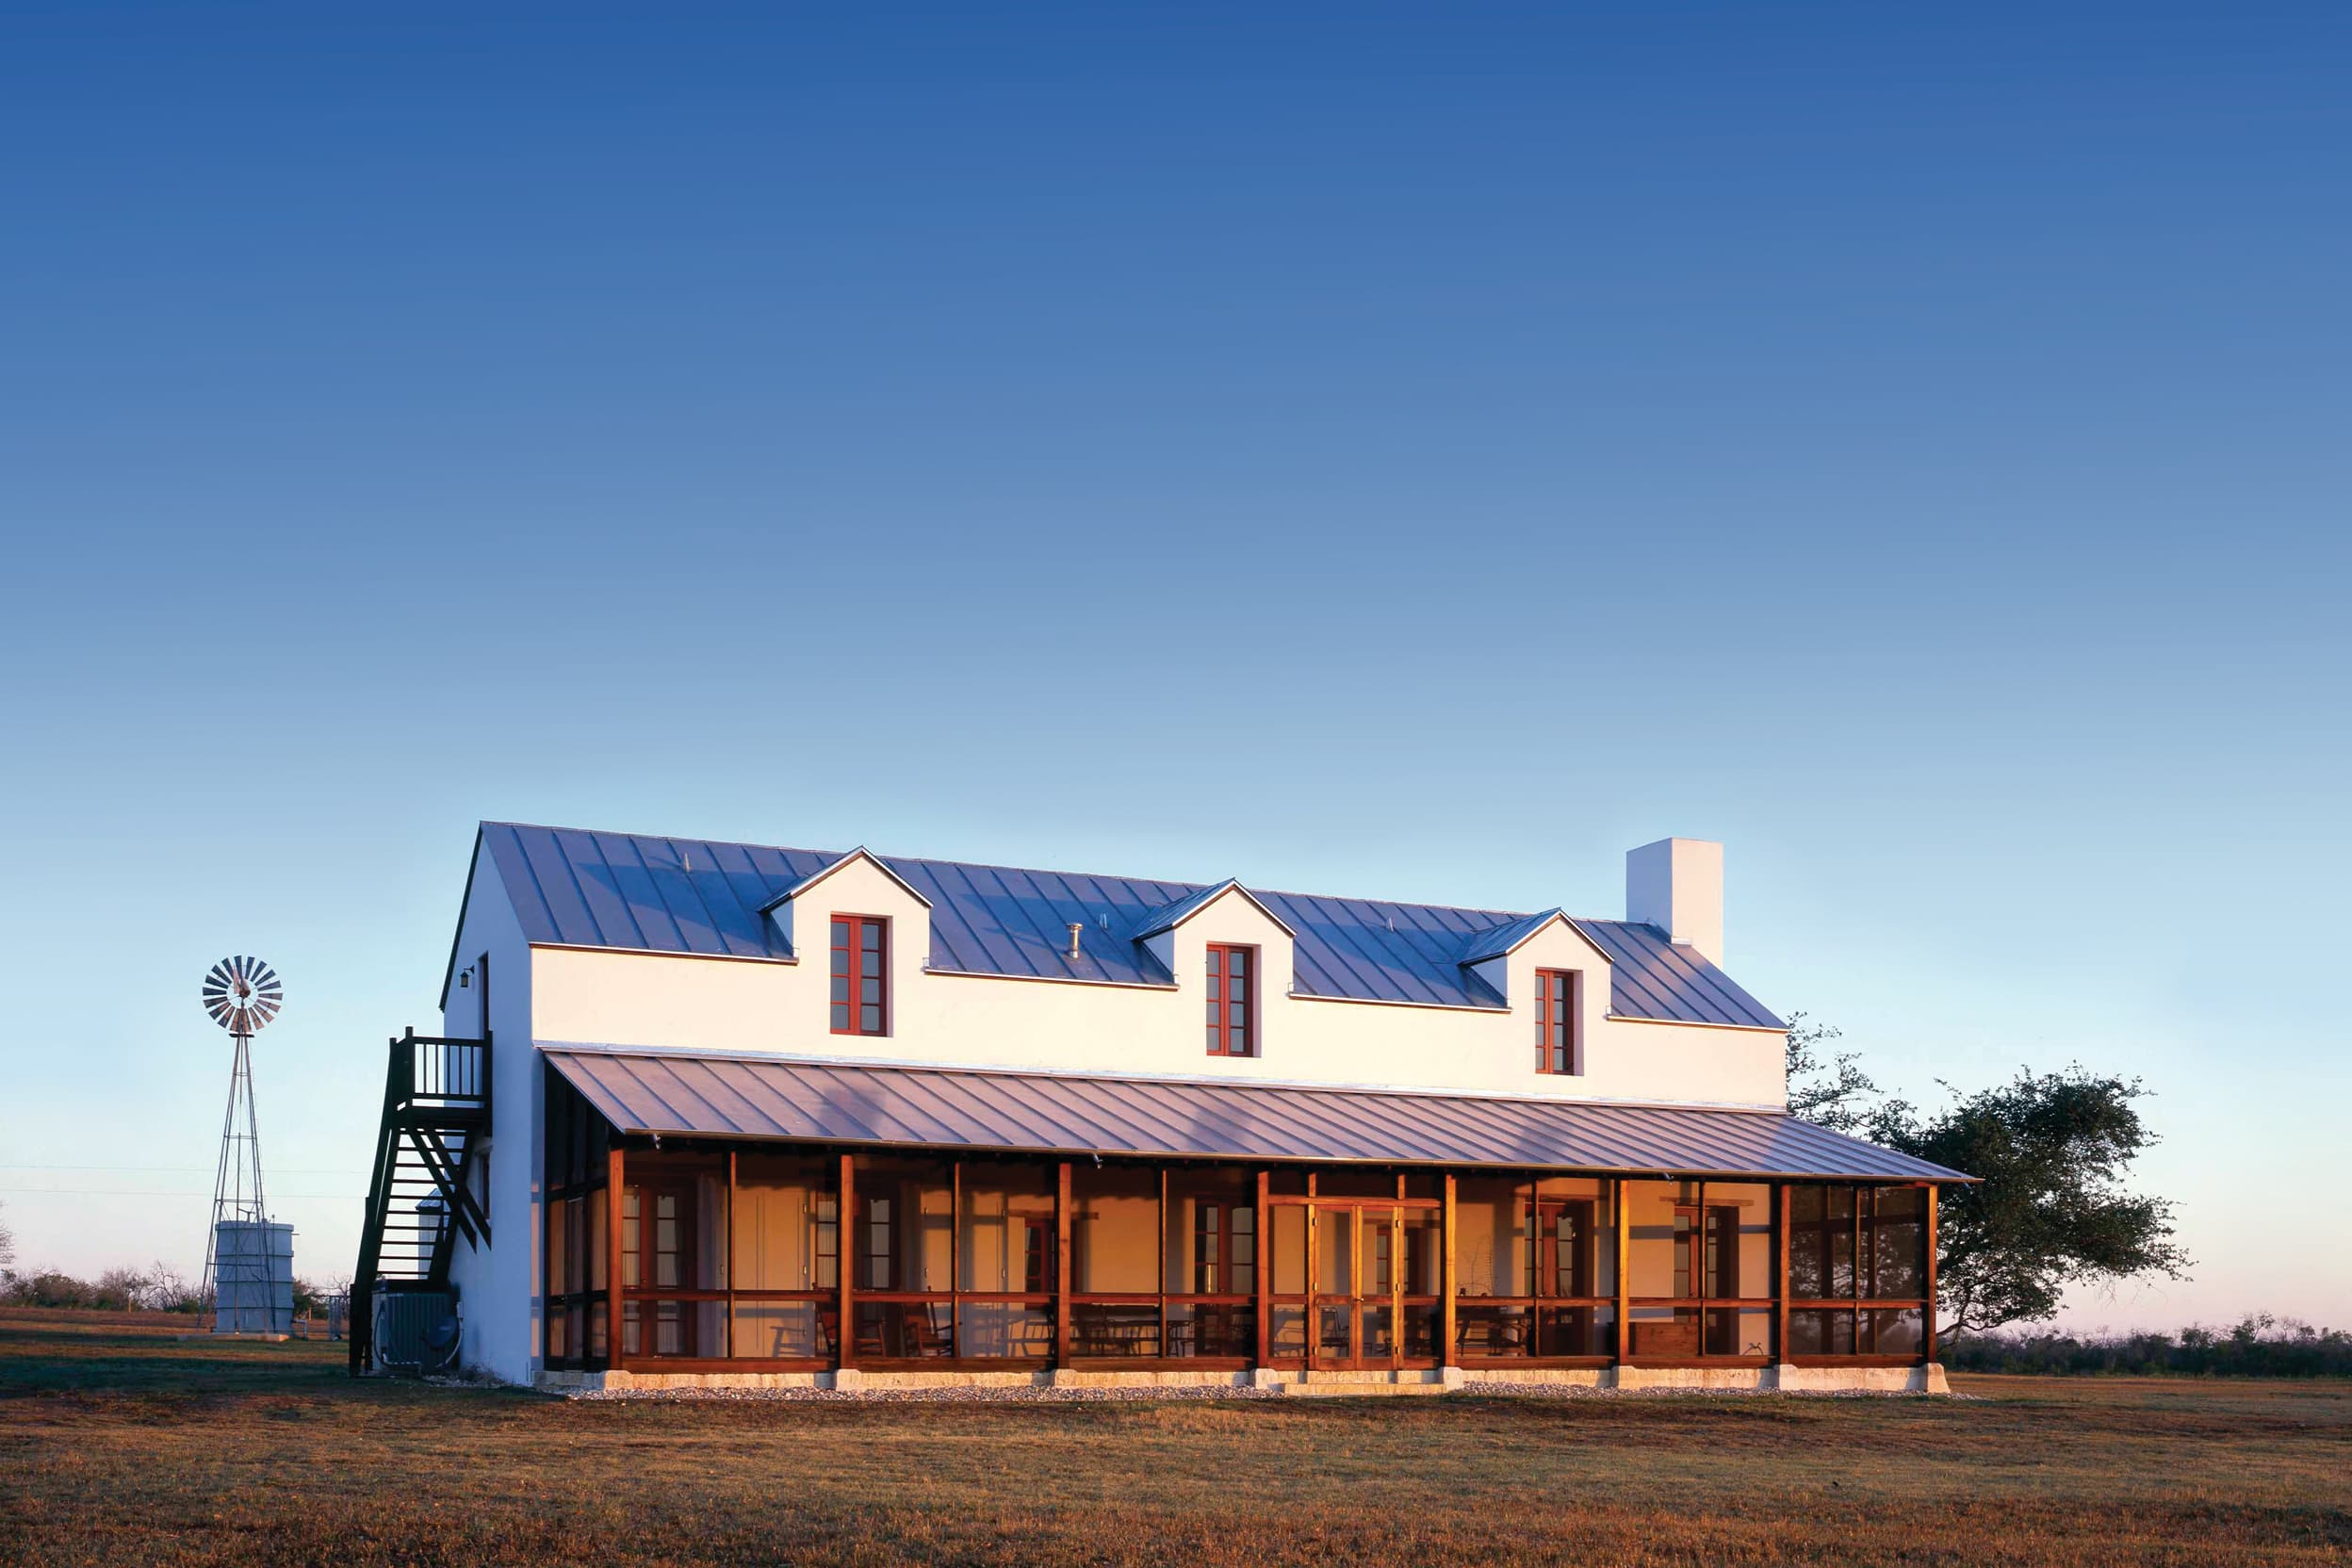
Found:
212,1220 -> 294,1334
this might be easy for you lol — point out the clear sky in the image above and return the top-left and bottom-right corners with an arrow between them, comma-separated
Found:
1,3 -> 2344,1329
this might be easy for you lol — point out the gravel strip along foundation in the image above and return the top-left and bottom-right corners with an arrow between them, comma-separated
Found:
564,1381 -> 1961,1404
566,1383 -> 1286,1404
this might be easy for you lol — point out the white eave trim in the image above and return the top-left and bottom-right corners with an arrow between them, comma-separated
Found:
531,940 -> 796,965
1606,1012 -> 1787,1034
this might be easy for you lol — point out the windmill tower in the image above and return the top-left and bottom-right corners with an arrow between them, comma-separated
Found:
199,956 -> 292,1335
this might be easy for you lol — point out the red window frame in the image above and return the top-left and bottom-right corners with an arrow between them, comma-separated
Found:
1535,969 -> 1578,1074
1205,943 -> 1255,1057
830,915 -> 889,1037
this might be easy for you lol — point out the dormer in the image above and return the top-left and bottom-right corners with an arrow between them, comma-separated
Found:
1455,909 -> 1615,1076
1130,880 -> 1297,1058
757,846 -> 934,958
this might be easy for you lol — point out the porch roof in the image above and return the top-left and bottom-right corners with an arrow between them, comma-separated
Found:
543,1047 -> 1969,1183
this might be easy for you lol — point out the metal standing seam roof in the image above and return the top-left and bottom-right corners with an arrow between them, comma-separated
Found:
543,1050 -> 1968,1184
474,822 -> 1786,1029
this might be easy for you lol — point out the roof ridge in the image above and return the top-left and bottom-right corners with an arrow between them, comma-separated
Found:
486,820 -> 1586,925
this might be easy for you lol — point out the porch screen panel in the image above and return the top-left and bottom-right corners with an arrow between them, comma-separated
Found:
1166,1167 -> 1255,1360
853,1156 -> 953,1359
1531,1176 -> 1616,1358
731,1153 -> 836,1361
1786,1184 -> 1930,1359
956,1160 -> 1055,1359
1452,1176 -> 1534,1359
1071,1164 -> 1159,1357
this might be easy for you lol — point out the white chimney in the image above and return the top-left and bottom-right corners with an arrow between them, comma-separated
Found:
1626,838 -> 1724,965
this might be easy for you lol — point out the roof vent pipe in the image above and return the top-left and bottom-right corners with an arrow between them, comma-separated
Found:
1067,923 -> 1084,959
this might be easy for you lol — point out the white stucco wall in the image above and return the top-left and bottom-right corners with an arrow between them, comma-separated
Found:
438,841 -> 539,1386
525,856 -> 1787,1107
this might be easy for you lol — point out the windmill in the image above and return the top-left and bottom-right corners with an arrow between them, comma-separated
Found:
199,956 -> 292,1334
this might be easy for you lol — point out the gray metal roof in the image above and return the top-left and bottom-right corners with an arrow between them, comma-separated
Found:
478,822 -> 1785,1028
544,1049 -> 1965,1183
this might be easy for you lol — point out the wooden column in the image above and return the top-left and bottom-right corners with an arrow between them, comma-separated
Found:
1613,1177 -> 1630,1364
950,1161 -> 962,1360
1923,1184 -> 1940,1364
1054,1160 -> 1073,1366
600,1146 -> 624,1368
1253,1170 -> 1270,1373
836,1152 -> 856,1371
1439,1173 -> 1457,1369
726,1149 -> 738,1359
1774,1182 -> 1791,1364
1157,1168 -> 1168,1357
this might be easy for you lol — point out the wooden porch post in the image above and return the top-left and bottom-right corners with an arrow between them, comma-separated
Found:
836,1152 -> 856,1372
1054,1161 -> 1073,1366
1923,1184 -> 1939,1364
1613,1177 -> 1630,1364
726,1150 -> 738,1360
1439,1173 -> 1457,1369
604,1144 -> 624,1372
1253,1169 -> 1270,1374
950,1161 -> 962,1361
1774,1182 -> 1790,1364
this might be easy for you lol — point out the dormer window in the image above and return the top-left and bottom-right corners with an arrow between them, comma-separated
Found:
1536,969 -> 1579,1075
1206,943 -> 1255,1057
831,916 -> 889,1036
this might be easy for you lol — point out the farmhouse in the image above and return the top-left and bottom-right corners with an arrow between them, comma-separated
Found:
353,825 -> 1966,1393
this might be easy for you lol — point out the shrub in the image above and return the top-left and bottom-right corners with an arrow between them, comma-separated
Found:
1948,1315 -> 2352,1377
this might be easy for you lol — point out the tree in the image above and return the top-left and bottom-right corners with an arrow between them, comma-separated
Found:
1864,1068 -> 2190,1340
1783,1012 -> 1879,1134
0,1198 -> 14,1272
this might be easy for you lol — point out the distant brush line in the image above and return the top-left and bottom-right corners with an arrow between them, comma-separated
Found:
0,1186 -> 363,1200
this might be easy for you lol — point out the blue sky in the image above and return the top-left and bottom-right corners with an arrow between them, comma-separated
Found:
1,2 -> 2344,1327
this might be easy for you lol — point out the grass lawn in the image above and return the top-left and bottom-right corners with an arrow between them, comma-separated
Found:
1,1308 -> 2345,1566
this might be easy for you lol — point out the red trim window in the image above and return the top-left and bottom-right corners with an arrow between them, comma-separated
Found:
1205,943 -> 1255,1057
1535,969 -> 1578,1074
830,916 -> 889,1036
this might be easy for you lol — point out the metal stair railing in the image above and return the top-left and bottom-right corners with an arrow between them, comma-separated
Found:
351,1028 -> 492,1375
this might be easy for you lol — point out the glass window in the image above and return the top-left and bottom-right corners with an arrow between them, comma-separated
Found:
1206,944 -> 1254,1056
1535,970 -> 1577,1073
830,916 -> 889,1036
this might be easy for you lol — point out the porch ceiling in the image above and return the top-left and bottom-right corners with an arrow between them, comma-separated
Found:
542,1048 -> 1970,1184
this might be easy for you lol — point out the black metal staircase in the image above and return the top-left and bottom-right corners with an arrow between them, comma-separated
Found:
351,1028 -> 492,1374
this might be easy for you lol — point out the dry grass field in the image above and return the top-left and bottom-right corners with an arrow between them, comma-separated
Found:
1,1308 -> 2345,1566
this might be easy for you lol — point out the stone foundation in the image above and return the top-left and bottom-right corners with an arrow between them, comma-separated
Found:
536,1364 -> 1952,1396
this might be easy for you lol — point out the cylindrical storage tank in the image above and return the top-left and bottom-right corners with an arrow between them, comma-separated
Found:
213,1220 -> 294,1334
